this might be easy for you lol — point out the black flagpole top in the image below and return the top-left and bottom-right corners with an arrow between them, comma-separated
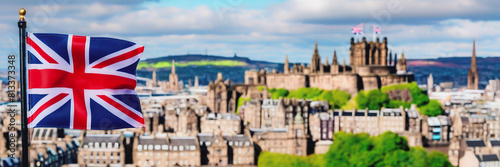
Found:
18,8 -> 27,29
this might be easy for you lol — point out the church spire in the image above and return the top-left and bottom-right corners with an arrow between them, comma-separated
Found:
471,39 -> 477,70
284,55 -> 289,74
468,39 -> 479,89
311,40 -> 321,73
332,50 -> 338,65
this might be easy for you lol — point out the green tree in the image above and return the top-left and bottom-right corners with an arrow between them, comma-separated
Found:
315,90 -> 351,109
258,131 -> 453,167
269,88 -> 289,99
355,89 -> 389,110
419,100 -> 444,116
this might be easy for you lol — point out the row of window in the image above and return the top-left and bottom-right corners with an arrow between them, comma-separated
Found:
84,142 -> 120,149
137,152 -> 197,157
83,158 -> 120,164
137,144 -> 196,151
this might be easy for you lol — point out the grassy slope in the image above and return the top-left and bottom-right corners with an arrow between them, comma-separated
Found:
137,60 -> 248,69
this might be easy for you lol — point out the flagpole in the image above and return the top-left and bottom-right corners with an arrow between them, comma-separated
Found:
18,8 -> 29,167
373,25 -> 376,42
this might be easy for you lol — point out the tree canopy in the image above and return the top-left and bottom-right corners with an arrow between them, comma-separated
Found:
267,87 -> 351,109
252,82 -> 443,116
258,131 -> 453,167
419,100 -> 444,116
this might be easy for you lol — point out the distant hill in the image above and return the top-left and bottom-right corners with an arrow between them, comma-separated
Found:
138,54 -> 280,70
407,57 -> 500,89
135,55 -> 500,88
136,54 -> 283,85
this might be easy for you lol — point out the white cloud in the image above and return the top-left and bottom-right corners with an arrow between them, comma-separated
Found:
0,0 -> 500,68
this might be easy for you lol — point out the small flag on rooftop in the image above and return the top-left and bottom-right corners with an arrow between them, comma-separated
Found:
352,23 -> 363,35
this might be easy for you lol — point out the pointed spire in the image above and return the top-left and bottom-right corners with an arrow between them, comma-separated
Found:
472,39 -> 476,69
314,40 -> 318,51
325,56 -> 329,66
468,39 -> 479,90
394,53 -> 398,67
284,55 -> 289,74
389,50 -> 392,66
171,60 -> 176,74
401,51 -> 406,60
332,50 -> 338,65
311,40 -> 321,73
152,69 -> 157,87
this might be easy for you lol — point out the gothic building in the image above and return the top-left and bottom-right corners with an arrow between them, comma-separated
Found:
206,73 -> 237,113
467,40 -> 479,90
244,37 -> 413,94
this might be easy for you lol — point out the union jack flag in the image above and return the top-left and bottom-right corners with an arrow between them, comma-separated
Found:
374,25 -> 381,34
352,23 -> 363,35
27,33 -> 145,130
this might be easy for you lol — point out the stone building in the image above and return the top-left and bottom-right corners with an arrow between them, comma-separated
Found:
168,60 -> 180,91
244,37 -> 414,94
467,40 -> 479,90
206,73 -> 237,113
331,108 -> 409,136
143,103 -> 163,134
379,108 -> 406,133
198,133 -> 228,166
261,98 -> 286,129
168,136 -> 200,166
134,135 -> 201,167
333,110 -> 381,136
242,99 -> 262,129
134,135 -> 169,166
407,106 -> 422,133
252,110 -> 308,156
422,116 -> 452,143
78,134 -> 125,166
177,109 -> 199,136
163,105 -> 198,135
453,115 -> 487,139
164,105 -> 179,132
200,113 -> 241,134
223,133 -> 254,165
144,60 -> 182,92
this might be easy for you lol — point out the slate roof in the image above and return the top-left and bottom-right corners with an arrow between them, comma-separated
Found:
138,136 -> 167,145
479,154 -> 500,162
466,140 -> 486,147
490,140 -> 500,147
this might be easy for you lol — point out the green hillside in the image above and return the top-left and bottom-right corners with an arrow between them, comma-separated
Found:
137,60 -> 248,69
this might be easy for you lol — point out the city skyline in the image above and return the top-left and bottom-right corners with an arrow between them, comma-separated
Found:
0,0 -> 499,67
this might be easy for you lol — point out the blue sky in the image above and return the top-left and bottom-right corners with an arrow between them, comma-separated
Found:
1,0 -> 500,66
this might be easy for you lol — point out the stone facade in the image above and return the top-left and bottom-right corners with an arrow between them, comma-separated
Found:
198,133 -> 228,166
200,113 -> 241,134
206,73 -> 237,113
134,135 -> 201,167
244,37 -> 414,94
78,134 -> 125,166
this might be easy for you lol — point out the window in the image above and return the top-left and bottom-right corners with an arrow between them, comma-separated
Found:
297,129 -> 302,136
